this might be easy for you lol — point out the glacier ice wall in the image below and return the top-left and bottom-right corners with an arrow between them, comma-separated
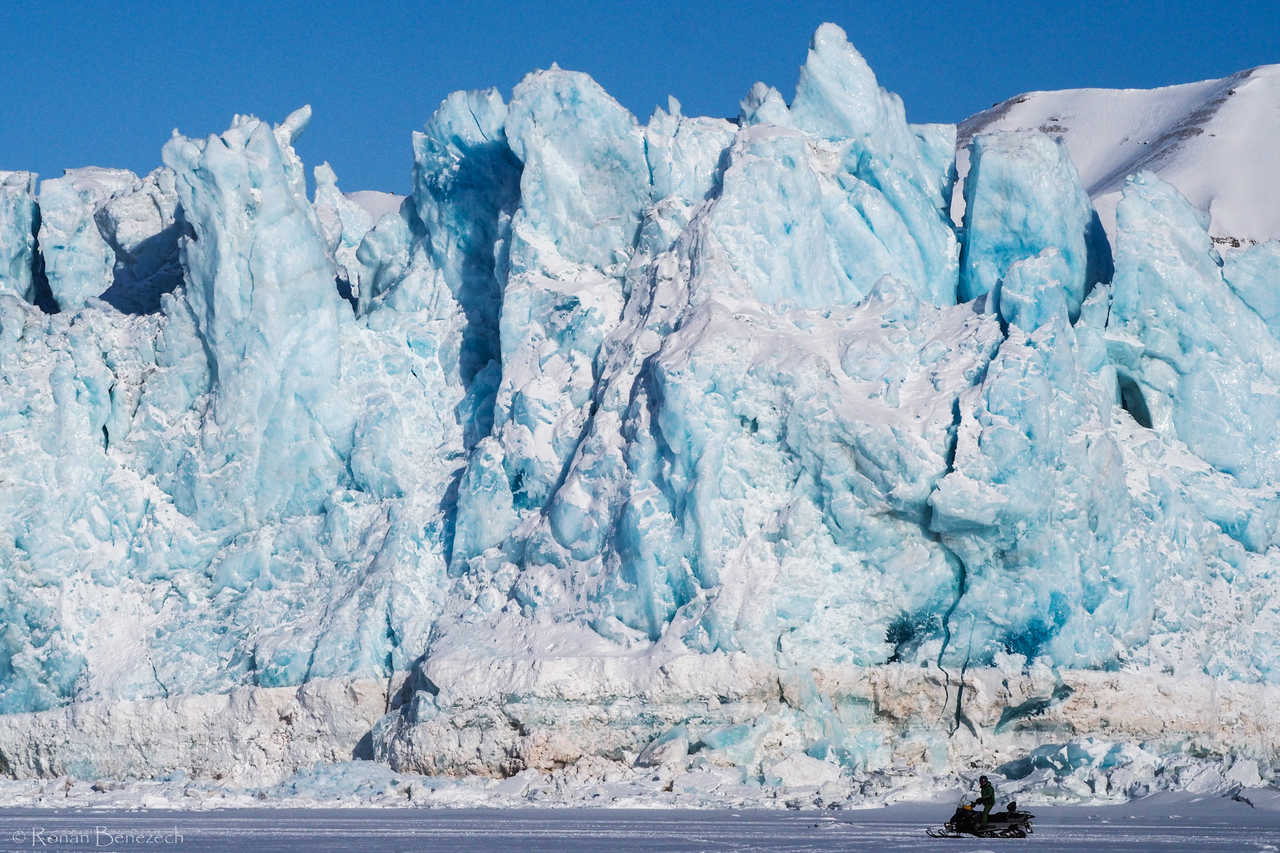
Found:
1,22 -> 1279,789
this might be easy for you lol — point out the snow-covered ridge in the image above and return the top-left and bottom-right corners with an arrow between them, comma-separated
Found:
955,64 -> 1280,243
1,23 -> 1279,801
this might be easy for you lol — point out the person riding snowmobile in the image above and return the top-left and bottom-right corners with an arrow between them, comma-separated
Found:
928,788 -> 1034,839
977,775 -> 996,825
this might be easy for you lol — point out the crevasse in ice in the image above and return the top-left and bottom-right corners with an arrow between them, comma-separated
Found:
1,22 -> 1278,777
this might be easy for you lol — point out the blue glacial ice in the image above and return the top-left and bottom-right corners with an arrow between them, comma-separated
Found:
1,22 -> 1279,791
0,108 -> 467,712
0,172 -> 39,303
37,167 -> 139,311
958,130 -> 1112,320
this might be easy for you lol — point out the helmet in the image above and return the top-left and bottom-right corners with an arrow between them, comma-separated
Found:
979,775 -> 988,783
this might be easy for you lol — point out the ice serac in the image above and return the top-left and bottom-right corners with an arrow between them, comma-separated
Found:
37,167 -> 138,310
642,97 -> 734,232
790,23 -> 932,194
959,130 -> 1111,320
932,295 -> 1143,669
484,67 -> 648,519
1108,171 -> 1280,493
94,167 -> 183,313
788,23 -> 959,305
313,162 -> 374,304
0,172 -> 38,302
161,111 -> 348,527
738,83 -> 792,128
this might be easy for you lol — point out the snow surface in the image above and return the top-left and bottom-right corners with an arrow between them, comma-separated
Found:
0,795 -> 1277,851
343,190 -> 404,223
1,22 -> 1279,806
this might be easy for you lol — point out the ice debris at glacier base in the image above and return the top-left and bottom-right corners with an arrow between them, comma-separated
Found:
0,755 -> 1272,812
1,22 -> 1280,794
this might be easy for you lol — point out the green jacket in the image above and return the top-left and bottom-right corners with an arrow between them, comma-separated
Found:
979,780 -> 995,806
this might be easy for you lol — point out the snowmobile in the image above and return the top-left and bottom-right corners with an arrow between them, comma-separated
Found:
926,798 -> 1035,838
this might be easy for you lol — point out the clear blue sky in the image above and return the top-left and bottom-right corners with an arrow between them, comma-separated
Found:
4,0 -> 1277,193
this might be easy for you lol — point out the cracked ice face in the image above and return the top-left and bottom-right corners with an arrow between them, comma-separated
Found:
0,23 -> 1277,770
